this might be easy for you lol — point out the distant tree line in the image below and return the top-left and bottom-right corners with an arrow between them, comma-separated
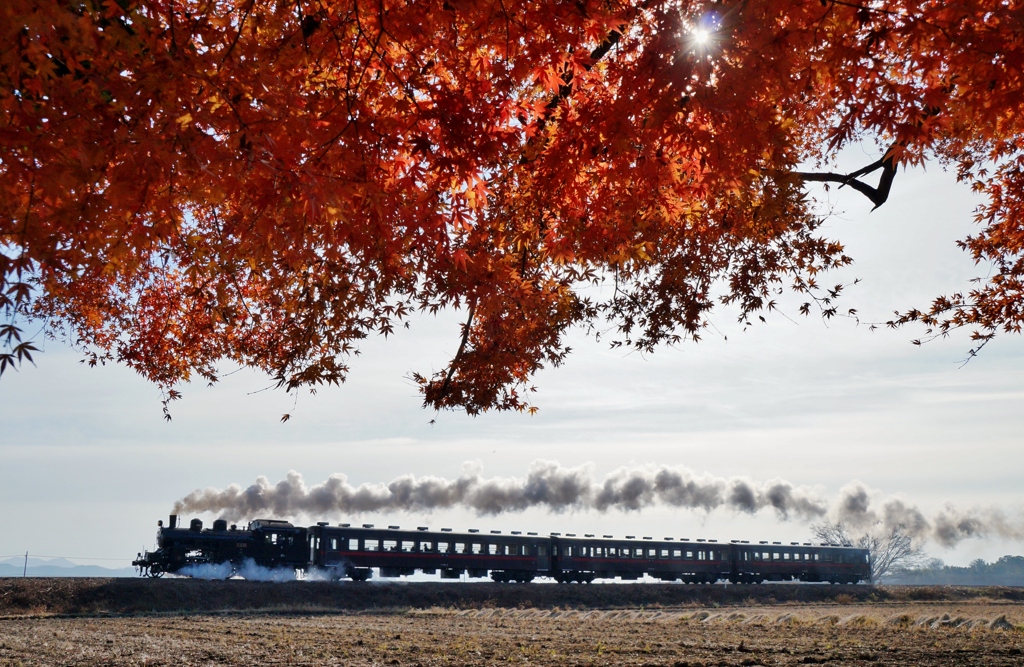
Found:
882,556 -> 1024,586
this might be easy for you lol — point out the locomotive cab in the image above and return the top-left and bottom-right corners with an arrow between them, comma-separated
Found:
247,519 -> 309,570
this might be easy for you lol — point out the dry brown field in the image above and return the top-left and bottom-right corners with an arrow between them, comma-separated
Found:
2,580 -> 1023,666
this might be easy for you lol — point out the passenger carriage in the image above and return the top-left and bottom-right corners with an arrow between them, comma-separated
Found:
306,523 -> 552,582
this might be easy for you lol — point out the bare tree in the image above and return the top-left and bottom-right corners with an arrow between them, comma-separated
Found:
811,521 -> 926,584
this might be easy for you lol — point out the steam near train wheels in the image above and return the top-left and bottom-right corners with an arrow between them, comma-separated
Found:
490,571 -> 536,584
147,566 -> 164,579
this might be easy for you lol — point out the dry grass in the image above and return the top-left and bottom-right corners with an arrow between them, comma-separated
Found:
1,603 -> 1022,666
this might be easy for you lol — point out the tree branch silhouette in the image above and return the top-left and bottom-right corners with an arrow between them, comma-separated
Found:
795,143 -> 900,210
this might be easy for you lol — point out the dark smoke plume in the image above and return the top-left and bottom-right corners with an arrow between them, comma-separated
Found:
173,461 -> 1024,549
831,482 -> 1024,548
174,461 -> 827,523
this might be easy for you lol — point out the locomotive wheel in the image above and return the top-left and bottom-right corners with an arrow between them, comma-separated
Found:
147,568 -> 164,579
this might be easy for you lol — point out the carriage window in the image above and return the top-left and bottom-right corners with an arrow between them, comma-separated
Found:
437,542 -> 450,553
383,540 -> 398,551
634,548 -> 644,558
648,548 -> 657,558
472,543 -> 483,554
538,545 -> 547,556
772,552 -> 780,560
552,546 -> 558,556
420,542 -> 433,552
454,542 -> 466,554
523,544 -> 534,556
822,553 -> 832,562
488,544 -> 499,555
783,552 -> 791,560
365,539 -> 379,551
348,539 -> 358,551
697,550 -> 706,561
330,538 -> 338,551
566,546 -> 573,556
686,551 -> 694,559
673,549 -> 682,558
814,553 -> 820,561
270,533 -> 278,545
660,549 -> 669,558
402,541 -> 415,552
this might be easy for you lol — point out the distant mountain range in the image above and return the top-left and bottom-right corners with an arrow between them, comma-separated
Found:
0,556 -> 137,578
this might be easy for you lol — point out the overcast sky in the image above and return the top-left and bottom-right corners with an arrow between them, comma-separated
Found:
2,145 -> 1023,572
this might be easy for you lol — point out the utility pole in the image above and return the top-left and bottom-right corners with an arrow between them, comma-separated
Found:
23,551 -> 28,577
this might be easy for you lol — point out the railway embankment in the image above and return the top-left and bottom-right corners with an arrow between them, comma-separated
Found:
3,578 -> 1024,617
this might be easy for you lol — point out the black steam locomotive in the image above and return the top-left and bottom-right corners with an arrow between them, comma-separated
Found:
133,515 -> 871,584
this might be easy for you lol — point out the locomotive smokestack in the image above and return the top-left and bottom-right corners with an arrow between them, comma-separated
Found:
169,514 -> 177,529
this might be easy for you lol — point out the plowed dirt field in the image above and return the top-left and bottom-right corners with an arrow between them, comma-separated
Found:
2,604 -> 1023,666
2,580 -> 1022,666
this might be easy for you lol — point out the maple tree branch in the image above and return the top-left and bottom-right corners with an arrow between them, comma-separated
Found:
437,300 -> 476,400
536,1 -> 656,130
794,143 -> 900,210
221,0 -> 255,64
542,27 -> 622,120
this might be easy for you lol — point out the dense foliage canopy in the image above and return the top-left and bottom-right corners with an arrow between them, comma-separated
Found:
3,0 -> 1023,414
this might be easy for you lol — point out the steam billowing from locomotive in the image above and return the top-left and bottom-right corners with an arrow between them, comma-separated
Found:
174,460 -> 828,521
174,460 -> 1024,549
829,482 -> 1024,548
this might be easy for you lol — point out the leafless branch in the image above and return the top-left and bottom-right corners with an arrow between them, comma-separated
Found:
794,143 -> 900,210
